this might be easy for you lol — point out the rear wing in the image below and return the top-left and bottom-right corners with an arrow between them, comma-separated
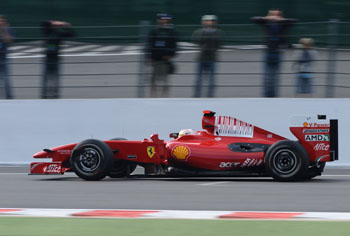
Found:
290,115 -> 338,163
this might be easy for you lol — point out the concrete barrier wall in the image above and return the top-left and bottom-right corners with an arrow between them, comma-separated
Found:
0,98 -> 348,166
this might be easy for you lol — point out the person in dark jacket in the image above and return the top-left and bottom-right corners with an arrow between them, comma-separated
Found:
0,15 -> 13,99
293,38 -> 316,97
146,13 -> 177,97
192,15 -> 222,98
41,20 -> 74,99
251,9 -> 297,97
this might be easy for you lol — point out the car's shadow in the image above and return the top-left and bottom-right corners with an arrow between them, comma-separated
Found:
35,174 -> 346,183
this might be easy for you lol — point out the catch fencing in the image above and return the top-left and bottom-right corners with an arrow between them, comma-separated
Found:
4,20 -> 350,99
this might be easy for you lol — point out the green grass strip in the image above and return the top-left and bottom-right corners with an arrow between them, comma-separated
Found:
0,217 -> 350,236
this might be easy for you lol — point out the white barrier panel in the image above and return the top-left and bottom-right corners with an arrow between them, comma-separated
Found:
0,98 -> 348,166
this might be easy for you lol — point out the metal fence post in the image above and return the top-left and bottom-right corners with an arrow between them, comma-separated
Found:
137,20 -> 150,98
326,19 -> 339,98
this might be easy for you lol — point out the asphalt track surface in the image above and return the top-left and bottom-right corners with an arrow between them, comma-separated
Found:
9,48 -> 350,99
1,166 -> 350,212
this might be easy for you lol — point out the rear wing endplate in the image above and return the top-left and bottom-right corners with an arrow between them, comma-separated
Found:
330,119 -> 338,161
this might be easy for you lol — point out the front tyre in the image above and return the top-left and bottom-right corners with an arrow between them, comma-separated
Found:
71,139 -> 113,181
265,140 -> 309,181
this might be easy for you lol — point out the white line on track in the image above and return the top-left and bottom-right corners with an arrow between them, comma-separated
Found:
91,45 -> 121,52
8,53 -> 29,57
7,50 -> 199,59
1,173 -> 350,178
20,47 -> 45,53
0,173 -> 27,175
326,186 -> 350,188
322,175 -> 350,177
7,46 -> 264,59
2,208 -> 350,220
0,165 -> 27,167
61,45 -> 99,53
9,45 -> 32,51
198,181 -> 230,186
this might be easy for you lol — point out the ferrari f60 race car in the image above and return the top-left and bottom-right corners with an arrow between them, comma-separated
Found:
30,111 -> 338,181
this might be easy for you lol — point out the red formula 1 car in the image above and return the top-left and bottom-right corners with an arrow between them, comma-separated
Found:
30,111 -> 338,181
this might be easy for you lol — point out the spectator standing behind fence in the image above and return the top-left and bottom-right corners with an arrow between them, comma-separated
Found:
146,13 -> 177,97
0,15 -> 13,99
293,38 -> 316,97
192,15 -> 222,98
251,10 -> 297,97
41,20 -> 74,99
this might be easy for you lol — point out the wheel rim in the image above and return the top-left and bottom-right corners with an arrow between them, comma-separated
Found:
272,149 -> 298,175
78,147 -> 101,172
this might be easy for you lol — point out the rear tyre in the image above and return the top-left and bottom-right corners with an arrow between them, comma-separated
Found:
265,140 -> 310,181
70,139 -> 113,181
108,137 -> 137,178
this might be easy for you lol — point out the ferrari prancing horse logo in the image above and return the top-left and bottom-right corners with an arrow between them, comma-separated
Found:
147,146 -> 155,158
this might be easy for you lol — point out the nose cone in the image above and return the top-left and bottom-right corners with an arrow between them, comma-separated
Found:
33,150 -> 50,158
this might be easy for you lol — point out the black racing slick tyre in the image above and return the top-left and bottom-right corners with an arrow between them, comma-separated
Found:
265,140 -> 310,182
108,137 -> 137,178
70,139 -> 113,181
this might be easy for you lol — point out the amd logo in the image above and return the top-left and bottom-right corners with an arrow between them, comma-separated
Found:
305,135 -> 329,142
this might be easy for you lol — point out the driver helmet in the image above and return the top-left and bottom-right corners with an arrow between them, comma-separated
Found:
178,129 -> 195,137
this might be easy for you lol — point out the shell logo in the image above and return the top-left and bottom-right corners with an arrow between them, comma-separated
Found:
172,145 -> 190,160
303,122 -> 308,127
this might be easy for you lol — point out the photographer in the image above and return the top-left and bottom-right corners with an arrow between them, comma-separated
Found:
41,20 -> 74,99
146,13 -> 177,97
251,10 -> 297,97
192,15 -> 222,98
0,15 -> 13,99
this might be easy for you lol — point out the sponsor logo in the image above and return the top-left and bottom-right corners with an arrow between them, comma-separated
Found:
314,143 -> 330,151
215,116 -> 254,138
172,145 -> 190,160
45,164 -> 61,174
241,158 -> 263,168
303,122 -> 330,128
219,162 -> 240,168
57,150 -> 71,154
305,134 -> 329,142
147,146 -> 155,158
303,129 -> 329,134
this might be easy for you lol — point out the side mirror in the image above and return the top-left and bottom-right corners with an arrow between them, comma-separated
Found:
169,133 -> 179,139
